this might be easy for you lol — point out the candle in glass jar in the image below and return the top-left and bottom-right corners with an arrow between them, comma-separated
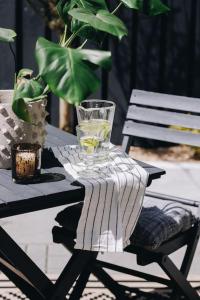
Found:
15,152 -> 36,177
12,143 -> 41,183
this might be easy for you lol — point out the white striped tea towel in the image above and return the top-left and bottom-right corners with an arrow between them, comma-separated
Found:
52,145 -> 149,252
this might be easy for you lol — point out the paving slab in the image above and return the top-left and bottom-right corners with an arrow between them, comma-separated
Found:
26,244 -> 48,273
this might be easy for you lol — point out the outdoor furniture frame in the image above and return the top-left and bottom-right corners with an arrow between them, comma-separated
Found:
53,90 -> 200,300
0,124 -> 164,300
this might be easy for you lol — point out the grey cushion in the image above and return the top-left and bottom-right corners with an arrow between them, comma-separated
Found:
130,196 -> 198,249
55,197 -> 198,250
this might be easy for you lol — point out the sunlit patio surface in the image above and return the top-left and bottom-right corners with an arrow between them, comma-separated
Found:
0,278 -> 199,299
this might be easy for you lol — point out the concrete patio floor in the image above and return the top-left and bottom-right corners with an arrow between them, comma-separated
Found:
1,161 -> 200,283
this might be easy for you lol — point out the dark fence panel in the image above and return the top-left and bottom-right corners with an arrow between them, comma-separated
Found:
0,0 -> 15,89
0,0 -> 200,145
110,0 -> 200,144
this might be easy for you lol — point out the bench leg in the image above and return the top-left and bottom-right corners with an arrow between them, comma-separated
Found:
69,264 -> 93,300
171,222 -> 200,300
159,255 -> 199,300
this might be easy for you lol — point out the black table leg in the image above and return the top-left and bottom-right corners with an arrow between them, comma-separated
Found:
0,226 -> 53,299
50,250 -> 97,300
0,226 -> 98,300
69,254 -> 98,300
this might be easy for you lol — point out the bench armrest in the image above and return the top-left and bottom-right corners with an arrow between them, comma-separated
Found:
145,191 -> 200,208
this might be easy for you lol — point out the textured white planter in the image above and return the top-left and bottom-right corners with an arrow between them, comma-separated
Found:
0,90 -> 48,169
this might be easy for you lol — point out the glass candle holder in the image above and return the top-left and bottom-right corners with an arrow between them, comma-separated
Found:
12,143 -> 41,183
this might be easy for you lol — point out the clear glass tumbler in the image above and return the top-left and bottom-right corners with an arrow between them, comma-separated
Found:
76,125 -> 103,177
76,100 -> 115,161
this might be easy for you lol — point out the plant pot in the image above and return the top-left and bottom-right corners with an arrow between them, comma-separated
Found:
0,90 -> 48,169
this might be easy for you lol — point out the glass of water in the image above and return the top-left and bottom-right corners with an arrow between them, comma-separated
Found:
76,100 -> 115,161
76,125 -> 103,177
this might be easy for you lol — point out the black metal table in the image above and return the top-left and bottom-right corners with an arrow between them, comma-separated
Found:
0,125 -> 165,299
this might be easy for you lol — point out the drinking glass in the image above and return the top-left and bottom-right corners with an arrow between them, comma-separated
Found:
76,100 -> 115,161
76,125 -> 103,177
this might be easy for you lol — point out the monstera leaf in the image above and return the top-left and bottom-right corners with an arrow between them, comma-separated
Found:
71,19 -> 105,43
120,0 -> 169,15
12,72 -> 46,122
80,49 -> 111,68
17,68 -> 33,79
75,0 -> 107,11
35,37 -> 111,104
57,0 -> 76,24
148,0 -> 170,15
121,0 -> 144,10
57,0 -> 107,24
121,0 -> 142,9
14,78 -> 45,101
70,0 -> 108,42
69,8 -> 128,39
0,27 -> 16,42
12,98 -> 31,123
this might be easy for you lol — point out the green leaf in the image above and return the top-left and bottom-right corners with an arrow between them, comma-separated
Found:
120,0 -> 142,9
80,49 -> 111,68
12,74 -> 46,122
149,0 -> 170,16
57,0 -> 76,24
70,0 -> 108,42
75,0 -> 107,12
12,98 -> 31,123
57,0 -> 108,24
120,0 -> 169,15
71,19 -> 105,43
17,68 -> 33,79
0,27 -> 16,42
69,8 -> 128,39
35,37 -> 111,104
14,78 -> 45,101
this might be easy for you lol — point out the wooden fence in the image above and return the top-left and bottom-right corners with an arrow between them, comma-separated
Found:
0,0 -> 200,144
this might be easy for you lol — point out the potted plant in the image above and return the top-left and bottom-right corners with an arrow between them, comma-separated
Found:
0,0 -> 169,168
0,28 -> 48,168
13,0 -> 169,120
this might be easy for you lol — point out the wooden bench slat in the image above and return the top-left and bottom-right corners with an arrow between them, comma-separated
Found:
123,121 -> 200,147
127,105 -> 200,129
130,90 -> 200,113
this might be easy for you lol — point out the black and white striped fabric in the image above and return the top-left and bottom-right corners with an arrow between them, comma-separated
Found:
52,145 -> 149,252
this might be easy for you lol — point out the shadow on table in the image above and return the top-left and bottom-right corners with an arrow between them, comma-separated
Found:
41,148 -> 86,187
36,173 -> 66,183
42,148 -> 64,169
16,173 -> 66,185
